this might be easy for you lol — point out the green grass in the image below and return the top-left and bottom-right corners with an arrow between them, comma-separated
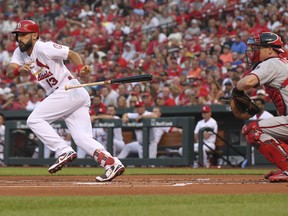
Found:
0,166 -> 272,176
0,195 -> 287,216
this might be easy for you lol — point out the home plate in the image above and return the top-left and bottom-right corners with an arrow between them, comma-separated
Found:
75,182 -> 112,185
195,178 -> 211,182
173,183 -> 193,187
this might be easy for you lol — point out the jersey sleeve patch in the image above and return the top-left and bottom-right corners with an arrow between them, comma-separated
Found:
53,43 -> 63,49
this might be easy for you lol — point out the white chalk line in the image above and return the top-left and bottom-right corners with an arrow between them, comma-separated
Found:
0,180 -> 269,188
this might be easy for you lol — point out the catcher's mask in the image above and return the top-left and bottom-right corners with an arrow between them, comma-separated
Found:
12,20 -> 39,42
245,32 -> 284,66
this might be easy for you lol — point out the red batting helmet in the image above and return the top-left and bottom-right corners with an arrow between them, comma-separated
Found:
12,20 -> 39,35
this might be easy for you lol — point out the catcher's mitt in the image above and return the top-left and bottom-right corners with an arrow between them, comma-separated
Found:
230,88 -> 260,120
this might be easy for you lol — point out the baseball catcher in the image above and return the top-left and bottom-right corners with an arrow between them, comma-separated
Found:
230,87 -> 260,120
234,32 -> 288,182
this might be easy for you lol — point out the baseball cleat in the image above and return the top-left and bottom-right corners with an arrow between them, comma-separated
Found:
268,171 -> 288,182
48,151 -> 77,174
264,169 -> 282,180
96,163 -> 125,182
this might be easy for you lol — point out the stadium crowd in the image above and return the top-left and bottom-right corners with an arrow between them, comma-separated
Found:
0,0 -> 287,114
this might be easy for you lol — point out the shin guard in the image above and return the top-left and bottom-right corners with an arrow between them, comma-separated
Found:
93,149 -> 115,167
242,121 -> 288,171
257,140 -> 288,170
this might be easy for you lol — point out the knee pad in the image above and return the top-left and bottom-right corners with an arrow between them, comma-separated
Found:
242,121 -> 263,145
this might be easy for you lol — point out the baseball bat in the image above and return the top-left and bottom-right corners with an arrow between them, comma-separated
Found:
65,74 -> 153,90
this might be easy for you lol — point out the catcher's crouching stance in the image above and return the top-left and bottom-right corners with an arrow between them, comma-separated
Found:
231,88 -> 288,183
242,121 -> 288,178
230,32 -> 288,182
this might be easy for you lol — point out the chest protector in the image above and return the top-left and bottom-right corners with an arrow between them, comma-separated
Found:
265,84 -> 286,116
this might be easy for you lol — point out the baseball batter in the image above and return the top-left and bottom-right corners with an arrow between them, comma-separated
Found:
234,32 -> 288,182
7,20 -> 125,182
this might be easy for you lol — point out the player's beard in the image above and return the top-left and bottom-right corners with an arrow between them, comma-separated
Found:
19,37 -> 33,52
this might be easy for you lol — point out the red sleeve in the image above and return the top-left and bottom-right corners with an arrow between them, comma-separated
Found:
164,98 -> 176,106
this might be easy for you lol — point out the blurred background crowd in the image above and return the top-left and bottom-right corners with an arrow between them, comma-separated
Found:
0,0 -> 287,114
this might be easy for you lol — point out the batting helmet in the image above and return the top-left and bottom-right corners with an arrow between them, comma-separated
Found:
247,32 -> 284,53
12,20 -> 39,35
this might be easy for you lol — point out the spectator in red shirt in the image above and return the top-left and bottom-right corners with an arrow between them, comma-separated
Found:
146,36 -> 159,56
161,86 -> 176,106
249,17 -> 270,34
1,93 -> 25,110
234,16 -> 247,33
141,55 -> 156,71
131,0 -> 145,16
174,6 -> 190,25
169,84 -> 182,106
90,94 -> 107,115
105,4 -> 119,22
167,56 -> 182,78
55,13 -> 68,29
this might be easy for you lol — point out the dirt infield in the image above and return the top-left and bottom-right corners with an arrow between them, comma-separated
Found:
0,175 -> 287,196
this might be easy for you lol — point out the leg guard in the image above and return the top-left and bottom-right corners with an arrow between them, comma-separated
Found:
93,149 -> 115,167
241,121 -> 262,145
242,121 -> 288,171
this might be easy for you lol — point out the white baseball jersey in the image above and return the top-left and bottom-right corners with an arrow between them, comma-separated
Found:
95,115 -> 125,156
112,115 -> 124,141
127,111 -> 153,144
0,125 -> 4,162
251,57 -> 288,115
248,57 -> 288,142
250,110 -> 274,120
11,40 -> 72,95
10,39 -> 108,159
92,128 -> 107,147
127,111 -> 152,144
194,117 -> 218,146
0,125 -> 4,144
149,126 -> 170,158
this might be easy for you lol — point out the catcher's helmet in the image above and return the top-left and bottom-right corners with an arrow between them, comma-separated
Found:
246,32 -> 284,53
12,20 -> 39,35
246,32 -> 284,65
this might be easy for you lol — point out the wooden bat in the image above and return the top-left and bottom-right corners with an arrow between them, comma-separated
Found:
65,74 -> 153,90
